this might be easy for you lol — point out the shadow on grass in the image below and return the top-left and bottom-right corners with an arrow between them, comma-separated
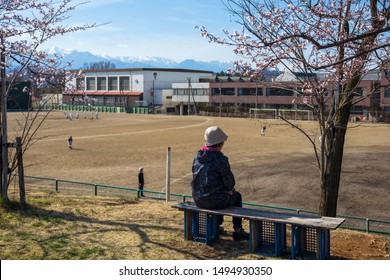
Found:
3,201 -> 225,260
3,200 -> 349,260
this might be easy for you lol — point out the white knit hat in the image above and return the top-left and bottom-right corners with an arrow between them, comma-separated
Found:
204,126 -> 228,146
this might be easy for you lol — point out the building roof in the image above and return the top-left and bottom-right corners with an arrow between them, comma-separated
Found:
65,91 -> 143,96
69,68 -> 213,74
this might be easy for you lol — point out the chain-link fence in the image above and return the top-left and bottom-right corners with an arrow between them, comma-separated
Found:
18,175 -> 390,235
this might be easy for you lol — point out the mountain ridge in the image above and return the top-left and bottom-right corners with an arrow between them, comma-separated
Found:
51,48 -> 233,72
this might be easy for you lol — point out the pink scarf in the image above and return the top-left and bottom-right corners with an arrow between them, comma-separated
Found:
201,146 -> 220,152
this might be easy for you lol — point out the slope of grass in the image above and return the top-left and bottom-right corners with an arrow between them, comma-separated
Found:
1,190 -> 389,260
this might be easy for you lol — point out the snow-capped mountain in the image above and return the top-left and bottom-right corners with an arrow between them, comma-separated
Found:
50,49 -> 233,72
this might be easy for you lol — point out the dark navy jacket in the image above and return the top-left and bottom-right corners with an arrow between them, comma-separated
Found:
191,148 -> 235,209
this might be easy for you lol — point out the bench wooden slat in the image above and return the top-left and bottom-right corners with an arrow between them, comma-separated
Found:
172,201 -> 345,230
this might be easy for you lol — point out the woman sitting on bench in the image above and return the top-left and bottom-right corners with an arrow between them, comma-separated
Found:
191,126 -> 249,241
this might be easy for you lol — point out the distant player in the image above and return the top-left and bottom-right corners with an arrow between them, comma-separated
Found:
138,167 -> 145,197
67,136 -> 73,149
260,126 -> 266,136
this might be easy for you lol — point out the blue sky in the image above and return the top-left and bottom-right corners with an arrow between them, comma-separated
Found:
44,0 -> 241,62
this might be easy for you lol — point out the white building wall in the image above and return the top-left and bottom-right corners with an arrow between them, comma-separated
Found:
68,68 -> 213,111
142,71 -> 212,106
171,82 -> 210,104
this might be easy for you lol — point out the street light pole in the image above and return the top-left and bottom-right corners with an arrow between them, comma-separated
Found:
152,72 -> 157,114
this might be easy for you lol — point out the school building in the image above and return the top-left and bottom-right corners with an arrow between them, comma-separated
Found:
170,63 -> 390,121
62,68 -> 213,113
59,63 -> 390,121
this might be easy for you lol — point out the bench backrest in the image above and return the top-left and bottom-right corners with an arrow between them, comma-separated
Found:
172,201 -> 345,230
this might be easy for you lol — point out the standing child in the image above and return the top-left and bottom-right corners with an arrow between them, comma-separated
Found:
138,167 -> 145,197
261,126 -> 266,136
67,136 -> 73,149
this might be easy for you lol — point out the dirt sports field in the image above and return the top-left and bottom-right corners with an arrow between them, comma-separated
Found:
5,111 -> 390,260
8,111 -> 389,221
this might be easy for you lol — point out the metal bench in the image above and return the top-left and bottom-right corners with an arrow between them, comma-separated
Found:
171,201 -> 345,260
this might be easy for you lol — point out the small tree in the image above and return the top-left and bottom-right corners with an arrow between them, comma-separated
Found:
83,61 -> 116,70
199,0 -> 390,216
1,0 -> 98,207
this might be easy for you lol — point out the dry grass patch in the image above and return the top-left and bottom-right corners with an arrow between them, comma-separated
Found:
1,190 -> 389,260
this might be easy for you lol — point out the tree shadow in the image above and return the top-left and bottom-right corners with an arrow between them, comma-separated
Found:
5,204 -> 217,260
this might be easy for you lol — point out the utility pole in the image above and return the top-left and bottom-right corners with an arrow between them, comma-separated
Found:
219,80 -> 222,117
152,72 -> 157,114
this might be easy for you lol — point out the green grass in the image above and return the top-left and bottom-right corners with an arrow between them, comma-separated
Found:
1,189 -> 388,260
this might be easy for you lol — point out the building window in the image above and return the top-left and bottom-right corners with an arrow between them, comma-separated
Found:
108,77 -> 118,91
193,89 -> 209,95
86,77 -> 95,91
212,88 -> 235,96
119,76 -> 130,91
97,77 -> 106,90
221,88 -> 235,96
115,96 -> 126,106
385,86 -> 390,98
353,87 -> 366,97
95,96 -> 104,106
267,88 -> 294,96
384,107 -> 390,117
238,88 -> 263,96
174,89 -> 186,95
351,106 -> 364,115
105,96 -> 115,106
385,71 -> 390,79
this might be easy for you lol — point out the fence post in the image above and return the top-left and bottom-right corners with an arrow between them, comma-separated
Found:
165,146 -> 171,202
55,179 -> 59,192
366,218 -> 370,233
94,184 -> 98,196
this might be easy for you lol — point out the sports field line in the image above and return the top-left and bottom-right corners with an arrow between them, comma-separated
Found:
40,117 -> 212,142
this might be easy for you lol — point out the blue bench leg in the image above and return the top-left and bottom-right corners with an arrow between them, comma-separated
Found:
291,226 -> 331,260
249,220 -> 286,256
317,229 -> 330,260
291,225 -> 305,259
183,209 -> 193,241
275,223 -> 286,255
183,210 -> 219,245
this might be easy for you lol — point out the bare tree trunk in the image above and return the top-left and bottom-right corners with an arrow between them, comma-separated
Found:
0,35 -> 9,206
320,82 -> 355,217
320,128 -> 346,217
16,137 -> 26,207
0,135 -> 2,201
